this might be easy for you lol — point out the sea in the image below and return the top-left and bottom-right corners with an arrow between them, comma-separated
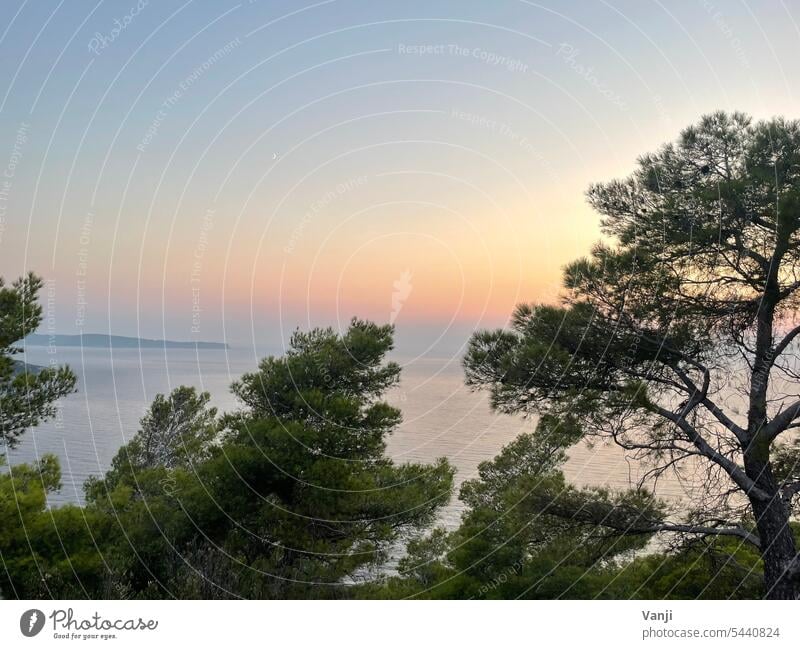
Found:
8,344 -> 695,528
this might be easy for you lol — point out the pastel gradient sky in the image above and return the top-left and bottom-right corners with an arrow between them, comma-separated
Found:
1,0 -> 798,353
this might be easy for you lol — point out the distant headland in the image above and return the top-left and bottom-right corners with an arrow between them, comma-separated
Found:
24,333 -> 229,350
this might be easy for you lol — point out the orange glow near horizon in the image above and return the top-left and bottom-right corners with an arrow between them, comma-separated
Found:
147,195 -> 601,331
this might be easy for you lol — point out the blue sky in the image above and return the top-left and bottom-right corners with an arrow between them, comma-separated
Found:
1,0 -> 798,354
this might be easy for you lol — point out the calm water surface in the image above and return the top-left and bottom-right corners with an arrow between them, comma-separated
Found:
9,345 -> 692,527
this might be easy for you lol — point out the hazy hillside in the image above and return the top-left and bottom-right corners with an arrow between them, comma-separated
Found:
24,334 -> 228,350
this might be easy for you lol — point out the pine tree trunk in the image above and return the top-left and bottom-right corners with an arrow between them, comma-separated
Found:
745,456 -> 799,599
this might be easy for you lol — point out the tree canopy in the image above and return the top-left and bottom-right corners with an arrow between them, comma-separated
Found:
3,320 -> 454,599
464,112 -> 800,599
0,273 -> 76,449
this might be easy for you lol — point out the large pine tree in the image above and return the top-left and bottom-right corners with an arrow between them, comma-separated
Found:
465,113 -> 800,599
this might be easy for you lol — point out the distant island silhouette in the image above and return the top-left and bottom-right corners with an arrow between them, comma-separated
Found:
24,333 -> 229,350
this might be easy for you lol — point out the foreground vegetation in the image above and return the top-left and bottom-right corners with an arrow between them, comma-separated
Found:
2,112 -> 800,599
0,290 -> 790,600
2,317 -> 453,598
361,420 -> 772,599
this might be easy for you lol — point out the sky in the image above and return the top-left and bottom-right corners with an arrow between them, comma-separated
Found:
0,0 -> 798,355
